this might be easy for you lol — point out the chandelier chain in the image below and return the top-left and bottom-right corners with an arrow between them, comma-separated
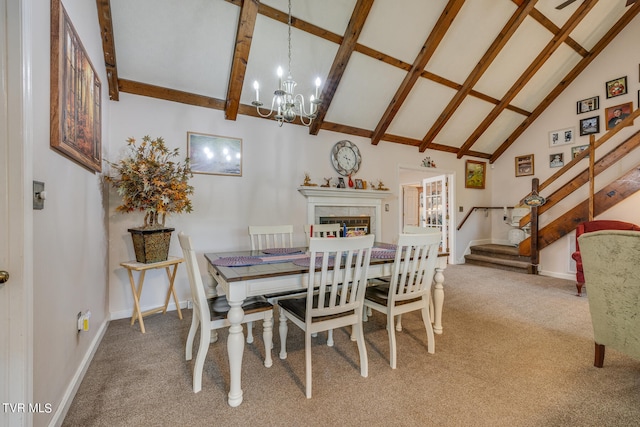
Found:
287,0 -> 292,77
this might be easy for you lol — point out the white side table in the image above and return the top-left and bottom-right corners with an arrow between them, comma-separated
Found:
121,256 -> 184,333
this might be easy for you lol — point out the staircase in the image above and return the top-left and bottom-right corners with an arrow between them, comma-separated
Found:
464,244 -> 534,274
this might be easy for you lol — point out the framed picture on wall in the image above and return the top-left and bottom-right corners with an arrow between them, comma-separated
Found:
515,154 -> 534,177
576,96 -> 599,114
548,127 -> 575,147
50,0 -> 102,173
464,160 -> 486,189
549,153 -> 564,168
579,116 -> 600,136
187,131 -> 242,176
572,145 -> 589,159
605,102 -> 633,130
605,76 -> 627,98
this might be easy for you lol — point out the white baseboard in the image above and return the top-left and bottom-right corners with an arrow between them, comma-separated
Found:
110,300 -> 189,321
48,318 -> 109,427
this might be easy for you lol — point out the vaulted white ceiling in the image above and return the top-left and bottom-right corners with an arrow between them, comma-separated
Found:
98,0 -> 640,162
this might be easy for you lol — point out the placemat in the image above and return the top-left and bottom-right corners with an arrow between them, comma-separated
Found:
210,256 -> 264,267
371,248 -> 397,259
293,256 -> 335,267
261,248 -> 304,255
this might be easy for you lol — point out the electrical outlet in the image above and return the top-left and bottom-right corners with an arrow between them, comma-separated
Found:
459,206 -> 463,212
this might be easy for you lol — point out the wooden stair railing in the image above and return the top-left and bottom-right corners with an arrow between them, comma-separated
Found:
518,107 -> 640,259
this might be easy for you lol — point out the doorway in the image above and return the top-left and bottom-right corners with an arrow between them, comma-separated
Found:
399,165 -> 455,264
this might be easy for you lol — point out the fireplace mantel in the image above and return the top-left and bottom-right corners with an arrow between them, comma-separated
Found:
298,187 -> 393,238
297,187 -> 393,200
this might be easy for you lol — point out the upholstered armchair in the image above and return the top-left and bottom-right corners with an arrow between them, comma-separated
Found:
577,230 -> 640,367
571,220 -> 640,296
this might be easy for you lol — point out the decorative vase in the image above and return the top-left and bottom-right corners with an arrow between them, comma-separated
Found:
128,227 -> 175,263
348,174 -> 354,188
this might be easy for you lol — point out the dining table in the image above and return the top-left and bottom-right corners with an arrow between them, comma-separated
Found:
204,244 -> 448,407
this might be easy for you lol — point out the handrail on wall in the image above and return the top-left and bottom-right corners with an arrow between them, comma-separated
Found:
457,206 -> 517,231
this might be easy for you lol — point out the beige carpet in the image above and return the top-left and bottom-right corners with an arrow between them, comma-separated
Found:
62,264 -> 640,427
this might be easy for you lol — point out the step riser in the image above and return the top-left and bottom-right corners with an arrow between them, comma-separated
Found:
469,250 -> 529,262
464,258 -> 531,274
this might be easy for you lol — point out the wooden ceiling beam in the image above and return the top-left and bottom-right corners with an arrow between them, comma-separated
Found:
529,8 -> 588,57
419,0 -> 538,152
308,0 -> 374,135
119,79 -> 226,109
490,1 -> 640,163
370,0 -> 465,146
95,0 -> 119,101
225,0 -> 259,121
457,0 -> 598,158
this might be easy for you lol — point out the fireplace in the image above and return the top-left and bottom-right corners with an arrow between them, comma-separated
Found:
319,216 -> 371,237
298,187 -> 392,239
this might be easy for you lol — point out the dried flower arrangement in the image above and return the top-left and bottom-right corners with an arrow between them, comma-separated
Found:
105,136 -> 194,228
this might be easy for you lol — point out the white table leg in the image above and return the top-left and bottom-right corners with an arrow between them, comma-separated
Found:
226,300 -> 245,407
433,267 -> 445,335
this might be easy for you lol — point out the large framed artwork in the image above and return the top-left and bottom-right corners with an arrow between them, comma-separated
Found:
50,0 -> 102,173
187,131 -> 242,176
605,102 -> 633,130
464,160 -> 486,189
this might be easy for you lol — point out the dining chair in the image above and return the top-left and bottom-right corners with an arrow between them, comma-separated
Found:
304,223 -> 341,244
278,234 -> 374,398
248,224 -> 294,250
178,232 -> 273,393
364,229 -> 440,369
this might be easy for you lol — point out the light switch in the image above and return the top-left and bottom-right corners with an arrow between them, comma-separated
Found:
33,181 -> 45,210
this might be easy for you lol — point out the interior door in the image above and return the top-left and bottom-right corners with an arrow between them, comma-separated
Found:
2,0 -> 30,422
403,186 -> 419,227
423,175 -> 448,252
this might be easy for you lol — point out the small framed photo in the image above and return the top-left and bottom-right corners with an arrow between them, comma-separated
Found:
354,178 -> 364,189
337,177 -> 346,188
605,102 -> 633,130
579,116 -> 600,136
549,127 -> 575,147
515,154 -> 534,177
577,96 -> 599,114
187,131 -> 242,176
572,145 -> 589,159
464,160 -> 486,189
549,153 -> 564,168
605,76 -> 627,98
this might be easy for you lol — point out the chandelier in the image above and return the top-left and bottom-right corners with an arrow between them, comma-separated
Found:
252,0 -> 321,127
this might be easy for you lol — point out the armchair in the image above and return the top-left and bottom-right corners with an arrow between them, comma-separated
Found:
571,220 -> 640,296
577,230 -> 640,367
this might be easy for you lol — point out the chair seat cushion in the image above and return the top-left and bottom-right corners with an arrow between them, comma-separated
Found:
365,285 -> 422,307
208,295 -> 272,321
278,293 -> 352,323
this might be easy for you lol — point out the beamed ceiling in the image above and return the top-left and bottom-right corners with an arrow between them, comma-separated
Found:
95,0 -> 640,162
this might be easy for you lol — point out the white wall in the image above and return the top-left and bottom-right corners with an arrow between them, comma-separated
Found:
106,95 -> 490,318
490,14 -> 640,279
31,1 -> 110,425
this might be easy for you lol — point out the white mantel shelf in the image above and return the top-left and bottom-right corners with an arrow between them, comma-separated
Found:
297,187 -> 393,199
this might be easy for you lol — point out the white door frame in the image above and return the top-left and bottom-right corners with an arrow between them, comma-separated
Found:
1,0 -> 34,425
398,164 -> 456,265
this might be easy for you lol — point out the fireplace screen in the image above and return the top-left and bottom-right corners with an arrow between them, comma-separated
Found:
319,216 -> 370,237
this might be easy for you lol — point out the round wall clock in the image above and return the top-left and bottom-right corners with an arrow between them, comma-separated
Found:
331,140 -> 361,176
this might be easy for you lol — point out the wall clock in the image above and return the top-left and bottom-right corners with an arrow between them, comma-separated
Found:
331,140 -> 361,176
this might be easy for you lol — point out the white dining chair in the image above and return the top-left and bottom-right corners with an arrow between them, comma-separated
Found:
363,229 -> 440,369
178,232 -> 273,393
304,223 -> 341,244
248,224 -> 294,250
278,234 -> 374,398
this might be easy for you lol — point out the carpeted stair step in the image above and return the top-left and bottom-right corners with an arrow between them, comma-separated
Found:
465,244 -> 534,274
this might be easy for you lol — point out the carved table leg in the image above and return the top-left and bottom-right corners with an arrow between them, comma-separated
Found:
226,300 -> 245,407
433,267 -> 445,335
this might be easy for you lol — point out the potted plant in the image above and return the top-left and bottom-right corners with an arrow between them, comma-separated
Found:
105,135 -> 194,263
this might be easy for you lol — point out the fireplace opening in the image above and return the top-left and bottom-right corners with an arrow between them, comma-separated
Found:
319,216 -> 370,237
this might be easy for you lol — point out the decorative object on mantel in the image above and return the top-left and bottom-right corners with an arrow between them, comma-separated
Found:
301,173 -> 317,187
375,180 -> 389,191
321,178 -> 331,187
251,0 -> 321,127
347,173 -> 354,188
105,136 -> 194,263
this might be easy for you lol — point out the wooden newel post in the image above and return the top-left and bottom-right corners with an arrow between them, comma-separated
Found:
530,178 -> 539,274
589,134 -> 595,221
